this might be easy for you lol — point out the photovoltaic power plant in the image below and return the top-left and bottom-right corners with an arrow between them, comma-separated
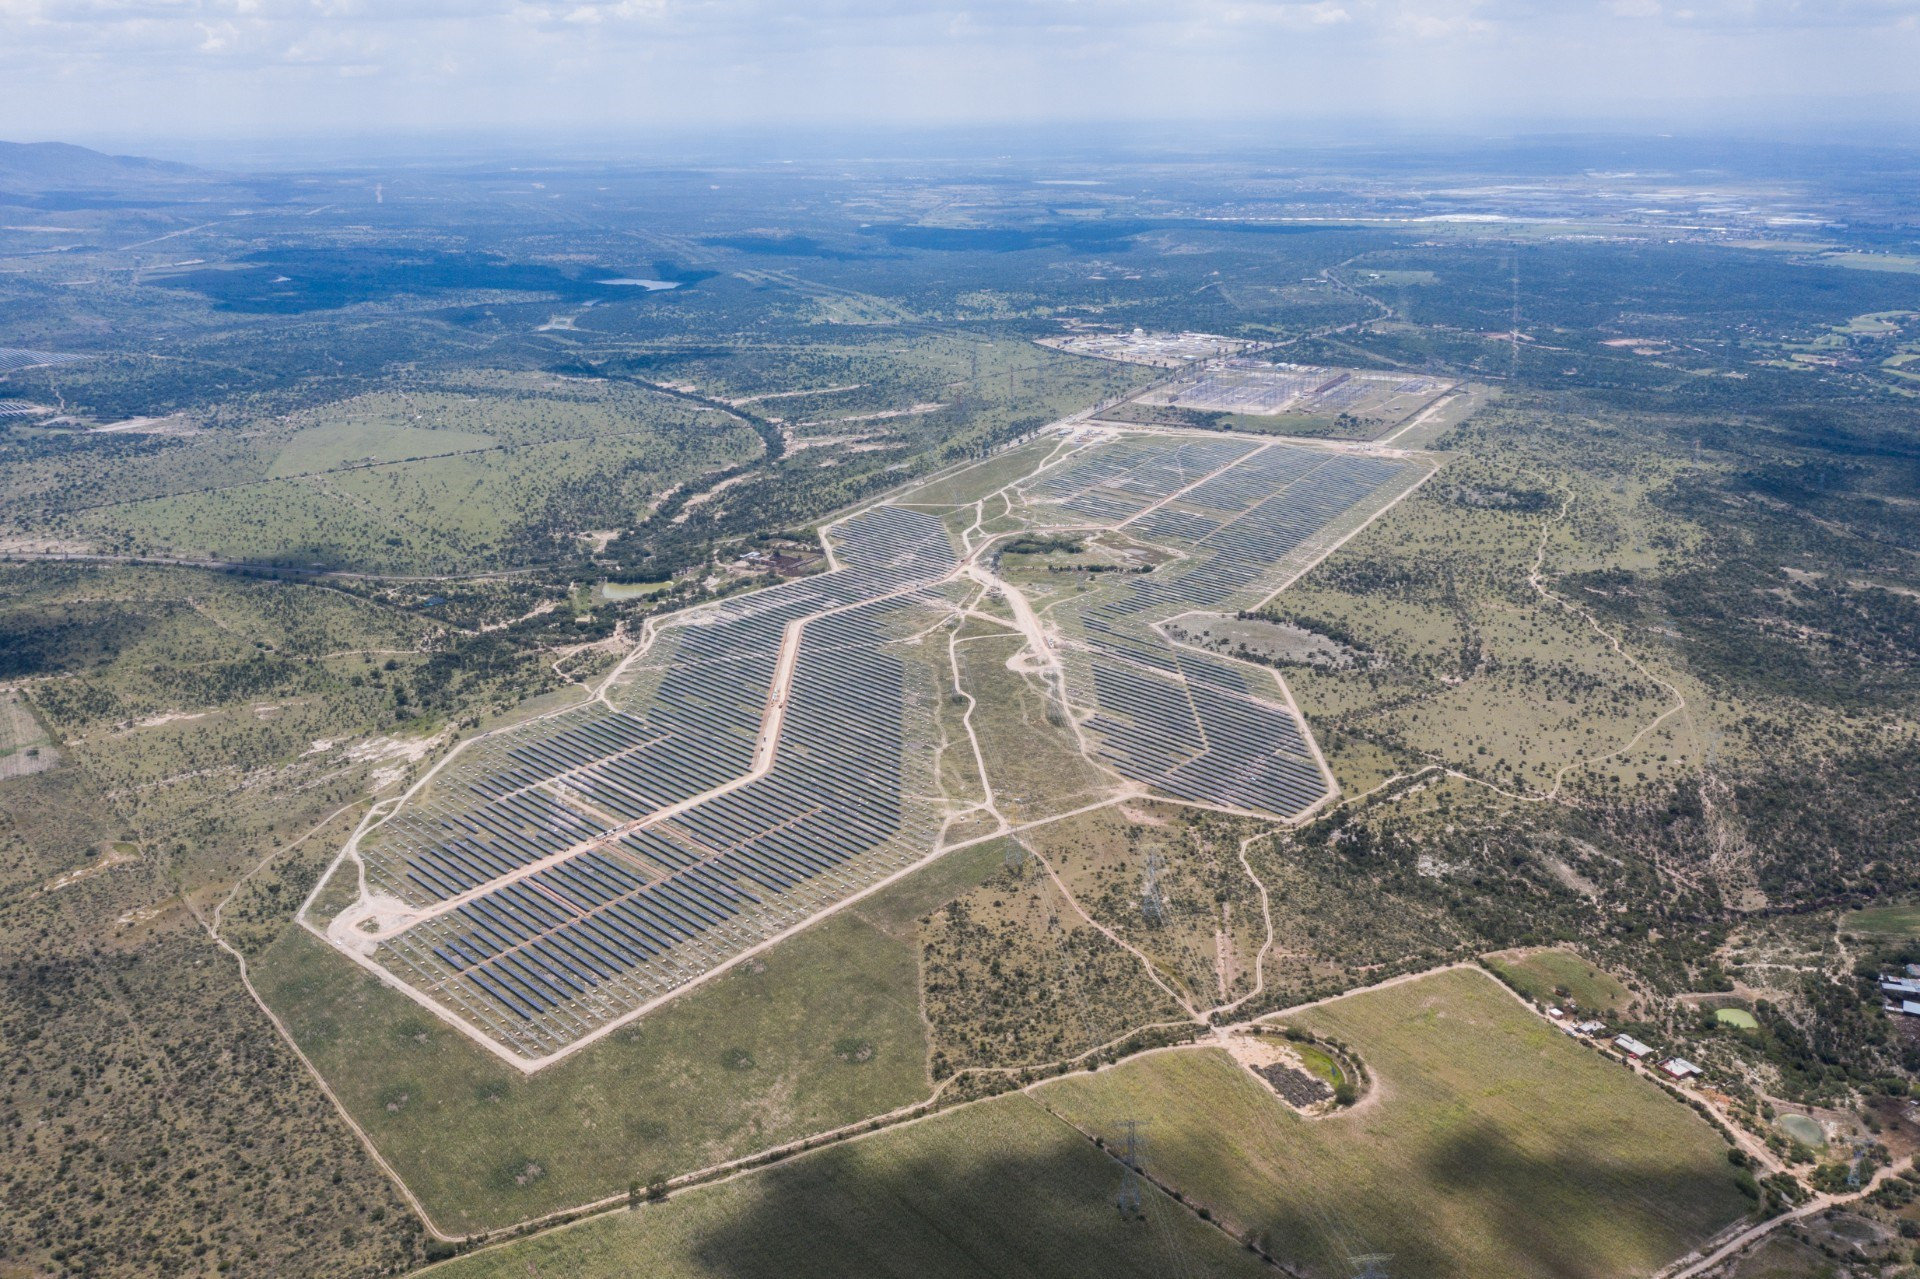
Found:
1137,359 -> 1452,418
352,505 -> 958,1060
329,428 -> 1428,1060
1019,433 -> 1426,818
0,347 -> 92,373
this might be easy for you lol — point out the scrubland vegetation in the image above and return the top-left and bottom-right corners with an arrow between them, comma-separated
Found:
6,143 -> 1920,1279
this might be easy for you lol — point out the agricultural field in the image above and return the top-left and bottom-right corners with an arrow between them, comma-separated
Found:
429,1091 -> 1268,1279
1841,901 -> 1920,943
1038,968 -> 1751,1278
1485,948 -> 1635,1017
254,904 -> 934,1233
0,685 -> 57,778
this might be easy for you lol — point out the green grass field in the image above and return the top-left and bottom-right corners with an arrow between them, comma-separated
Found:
1293,1040 -> 1345,1086
0,688 -> 57,779
1841,900 -> 1920,941
1036,968 -> 1748,1278
953,629 -> 1117,824
1485,949 -> 1633,1016
890,438 -> 1063,509
430,1091 -> 1267,1279
23,382 -> 760,574
1815,252 -> 1920,274
255,909 -> 932,1233
268,418 -> 496,477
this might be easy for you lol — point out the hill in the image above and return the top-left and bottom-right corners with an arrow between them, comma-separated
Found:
0,139 -> 199,194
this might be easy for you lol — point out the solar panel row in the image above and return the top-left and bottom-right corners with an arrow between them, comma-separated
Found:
1041,437 -> 1424,819
344,432 -> 1423,1055
356,506 -> 958,1056
0,348 -> 91,373
1025,436 -> 1259,524
1152,361 -> 1449,418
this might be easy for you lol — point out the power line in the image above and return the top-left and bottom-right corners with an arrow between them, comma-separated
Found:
1114,1119 -> 1148,1216
1509,244 -> 1522,380
1109,1119 -> 1200,1279
1142,848 -> 1168,928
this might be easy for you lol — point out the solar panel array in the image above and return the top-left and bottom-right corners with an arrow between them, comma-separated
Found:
339,430 -> 1427,1055
0,348 -> 91,374
1022,435 -> 1260,525
355,505 -> 958,1058
1022,434 -> 1427,819
1145,360 -> 1451,417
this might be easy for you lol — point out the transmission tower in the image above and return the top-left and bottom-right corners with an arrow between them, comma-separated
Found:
1114,1120 -> 1148,1215
1350,1255 -> 1392,1279
1141,850 -> 1168,927
1003,841 -> 1027,872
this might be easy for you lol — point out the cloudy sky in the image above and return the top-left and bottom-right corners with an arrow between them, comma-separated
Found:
3,0 -> 1918,147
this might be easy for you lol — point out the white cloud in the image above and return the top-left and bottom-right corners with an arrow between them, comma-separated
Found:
0,0 -> 1914,136
194,17 -> 234,49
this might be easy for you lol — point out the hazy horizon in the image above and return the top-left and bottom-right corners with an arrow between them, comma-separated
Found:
11,119 -> 1920,176
4,1 -> 1918,150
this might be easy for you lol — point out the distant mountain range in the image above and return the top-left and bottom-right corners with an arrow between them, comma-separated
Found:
0,140 -> 197,188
